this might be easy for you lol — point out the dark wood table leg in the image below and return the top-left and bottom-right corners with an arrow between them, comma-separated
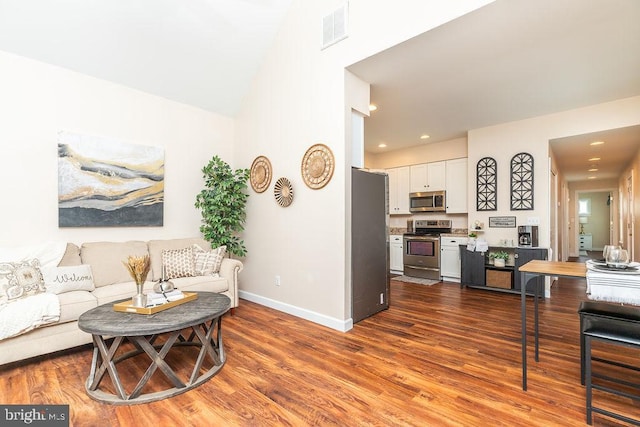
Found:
521,271 -> 543,391
534,276 -> 540,362
521,271 -> 528,391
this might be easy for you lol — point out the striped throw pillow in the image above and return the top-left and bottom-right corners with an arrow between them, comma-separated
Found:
192,244 -> 226,276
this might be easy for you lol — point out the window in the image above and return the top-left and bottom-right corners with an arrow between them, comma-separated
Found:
578,198 -> 591,216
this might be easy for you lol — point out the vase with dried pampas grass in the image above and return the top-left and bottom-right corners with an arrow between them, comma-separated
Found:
123,255 -> 150,307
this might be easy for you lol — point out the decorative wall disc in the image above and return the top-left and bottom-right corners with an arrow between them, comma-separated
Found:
301,143 -> 334,189
274,177 -> 294,207
250,155 -> 272,193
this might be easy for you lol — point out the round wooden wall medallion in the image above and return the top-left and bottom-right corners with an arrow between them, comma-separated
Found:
301,143 -> 334,189
250,156 -> 272,193
274,177 -> 294,207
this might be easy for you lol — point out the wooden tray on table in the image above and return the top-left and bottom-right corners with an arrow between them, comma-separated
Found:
113,292 -> 198,315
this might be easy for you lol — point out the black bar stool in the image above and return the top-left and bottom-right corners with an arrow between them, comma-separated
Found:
578,301 -> 640,425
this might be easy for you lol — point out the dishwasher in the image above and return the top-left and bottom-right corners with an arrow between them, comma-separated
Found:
440,236 -> 468,282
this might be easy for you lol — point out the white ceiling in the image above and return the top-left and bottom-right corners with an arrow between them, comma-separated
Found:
348,0 -> 640,182
0,0 -> 639,182
0,0 -> 292,116
550,125 -> 640,182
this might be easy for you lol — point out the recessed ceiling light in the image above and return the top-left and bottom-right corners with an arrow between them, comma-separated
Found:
590,141 -> 605,146
378,143 -> 386,148
588,168 -> 598,172
420,134 -> 430,140
588,157 -> 601,161
369,104 -> 377,112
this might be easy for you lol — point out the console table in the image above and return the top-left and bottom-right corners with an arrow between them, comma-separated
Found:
519,260 -> 587,391
460,246 -> 548,295
78,292 -> 230,404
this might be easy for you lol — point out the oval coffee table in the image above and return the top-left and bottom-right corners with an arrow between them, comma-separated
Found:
78,292 -> 230,405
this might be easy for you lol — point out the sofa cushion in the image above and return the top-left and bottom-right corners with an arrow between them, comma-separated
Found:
0,259 -> 47,304
148,238 -> 210,281
42,265 -> 95,294
57,290 -> 97,324
193,244 -> 226,275
58,243 -> 82,266
162,247 -> 195,279
80,241 -> 148,287
170,276 -> 229,293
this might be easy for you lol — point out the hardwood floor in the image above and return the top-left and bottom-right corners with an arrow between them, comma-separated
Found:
1,279 -> 638,426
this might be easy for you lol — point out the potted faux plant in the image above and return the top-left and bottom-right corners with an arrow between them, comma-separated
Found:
195,155 -> 250,257
468,232 -> 477,245
490,251 -> 510,267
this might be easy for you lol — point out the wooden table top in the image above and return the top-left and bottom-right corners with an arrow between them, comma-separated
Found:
518,260 -> 587,278
78,292 -> 230,336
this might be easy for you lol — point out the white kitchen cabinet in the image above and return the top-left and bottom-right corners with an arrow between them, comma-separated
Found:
409,164 -> 427,192
579,234 -> 593,250
440,236 -> 468,282
445,158 -> 468,213
390,235 -> 404,273
409,161 -> 446,193
387,167 -> 410,215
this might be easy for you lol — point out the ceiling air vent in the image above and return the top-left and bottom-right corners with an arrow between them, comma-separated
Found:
322,2 -> 348,49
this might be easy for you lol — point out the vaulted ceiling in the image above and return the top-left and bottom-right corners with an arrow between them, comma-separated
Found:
1,0 -> 639,182
0,0 -> 293,116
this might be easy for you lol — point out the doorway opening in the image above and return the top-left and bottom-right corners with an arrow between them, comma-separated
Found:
576,190 -> 614,258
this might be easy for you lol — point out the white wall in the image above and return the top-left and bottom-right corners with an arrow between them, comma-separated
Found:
568,181 -> 618,255
468,96 -> 640,248
0,50 -> 235,246
578,191 -> 612,251
366,137 -> 468,169
234,0 -> 492,330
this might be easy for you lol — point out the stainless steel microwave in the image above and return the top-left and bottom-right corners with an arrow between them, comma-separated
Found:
409,191 -> 446,212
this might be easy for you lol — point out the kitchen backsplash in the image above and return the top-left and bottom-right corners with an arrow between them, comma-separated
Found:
390,227 -> 468,236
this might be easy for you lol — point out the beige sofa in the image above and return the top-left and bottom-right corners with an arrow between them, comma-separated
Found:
0,237 -> 242,366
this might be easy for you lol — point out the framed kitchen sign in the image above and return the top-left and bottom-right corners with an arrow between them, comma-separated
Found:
489,216 -> 516,228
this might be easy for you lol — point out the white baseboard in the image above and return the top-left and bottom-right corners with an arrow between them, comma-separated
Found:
238,290 -> 353,332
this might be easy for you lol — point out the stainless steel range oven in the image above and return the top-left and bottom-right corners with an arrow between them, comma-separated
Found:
403,220 -> 451,280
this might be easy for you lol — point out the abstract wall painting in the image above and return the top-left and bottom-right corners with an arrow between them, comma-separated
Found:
58,132 -> 164,227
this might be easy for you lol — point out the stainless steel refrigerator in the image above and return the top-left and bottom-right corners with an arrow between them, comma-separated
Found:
351,167 -> 390,323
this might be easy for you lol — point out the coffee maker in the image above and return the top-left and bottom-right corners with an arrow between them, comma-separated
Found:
518,225 -> 539,247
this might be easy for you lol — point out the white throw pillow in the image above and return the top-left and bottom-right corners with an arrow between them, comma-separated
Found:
42,264 -> 95,294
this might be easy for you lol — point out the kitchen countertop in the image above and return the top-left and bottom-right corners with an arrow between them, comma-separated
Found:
389,228 -> 407,235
